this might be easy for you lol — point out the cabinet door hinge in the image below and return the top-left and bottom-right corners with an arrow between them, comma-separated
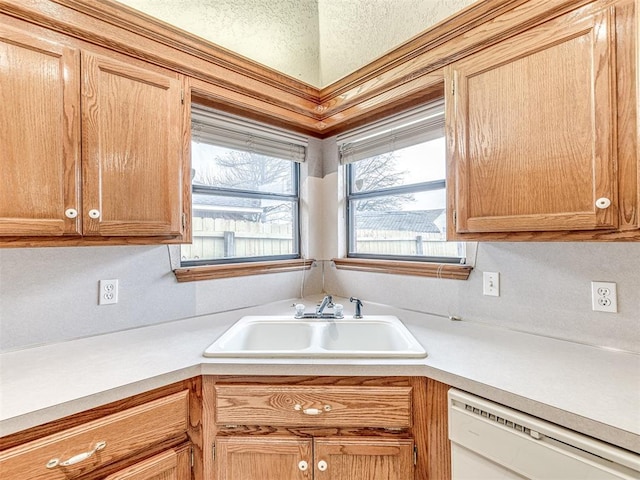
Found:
181,89 -> 184,104
413,444 -> 418,466
453,210 -> 457,229
451,77 -> 455,96
190,446 -> 194,468
212,443 -> 216,462
182,212 -> 186,230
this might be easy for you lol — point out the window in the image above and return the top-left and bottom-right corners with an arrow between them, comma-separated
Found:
181,107 -> 306,266
339,100 -> 466,264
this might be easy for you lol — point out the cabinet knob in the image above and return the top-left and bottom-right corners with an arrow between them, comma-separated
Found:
298,460 -> 308,471
595,197 -> 611,209
64,208 -> 78,219
88,209 -> 101,219
317,460 -> 328,471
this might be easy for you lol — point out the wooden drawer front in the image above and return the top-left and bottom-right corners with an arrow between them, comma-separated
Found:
0,390 -> 189,480
215,385 -> 412,428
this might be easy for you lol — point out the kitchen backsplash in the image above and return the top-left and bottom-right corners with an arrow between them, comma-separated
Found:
325,242 -> 640,353
1,241 -> 638,353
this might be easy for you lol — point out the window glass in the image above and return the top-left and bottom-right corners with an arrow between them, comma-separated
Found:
192,143 -> 295,194
182,111 -> 302,266
344,102 -> 465,263
350,137 -> 446,192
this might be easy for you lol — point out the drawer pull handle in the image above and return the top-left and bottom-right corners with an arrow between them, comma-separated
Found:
298,460 -> 308,471
294,404 -> 332,415
317,460 -> 328,471
46,441 -> 107,469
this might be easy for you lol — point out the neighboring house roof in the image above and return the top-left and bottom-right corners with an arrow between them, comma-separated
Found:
356,209 -> 444,233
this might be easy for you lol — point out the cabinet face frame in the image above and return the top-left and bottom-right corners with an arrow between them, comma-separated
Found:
0,25 -> 81,237
447,7 -> 618,235
204,376 -> 443,480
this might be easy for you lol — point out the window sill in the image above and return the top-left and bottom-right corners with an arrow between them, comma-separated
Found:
332,258 -> 472,280
173,259 -> 314,282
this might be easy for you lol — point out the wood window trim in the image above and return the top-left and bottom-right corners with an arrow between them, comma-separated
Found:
173,259 -> 314,282
332,258 -> 472,280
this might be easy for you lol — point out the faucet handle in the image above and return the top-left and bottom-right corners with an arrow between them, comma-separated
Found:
349,297 -> 363,319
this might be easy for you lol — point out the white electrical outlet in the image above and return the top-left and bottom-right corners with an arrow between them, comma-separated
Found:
99,279 -> 118,305
591,281 -> 617,313
483,272 -> 500,297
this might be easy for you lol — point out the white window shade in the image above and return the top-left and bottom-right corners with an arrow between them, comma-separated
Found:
337,100 -> 444,164
192,106 -> 308,162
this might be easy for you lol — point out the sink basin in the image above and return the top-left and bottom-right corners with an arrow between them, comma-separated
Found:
212,320 -> 313,351
203,315 -> 427,358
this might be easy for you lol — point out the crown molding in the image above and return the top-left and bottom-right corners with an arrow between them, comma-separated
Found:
0,0 -> 599,137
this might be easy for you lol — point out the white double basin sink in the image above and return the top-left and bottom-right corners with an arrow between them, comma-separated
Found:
203,315 -> 427,359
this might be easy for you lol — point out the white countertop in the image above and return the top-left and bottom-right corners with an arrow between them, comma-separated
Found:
1,298 -> 639,454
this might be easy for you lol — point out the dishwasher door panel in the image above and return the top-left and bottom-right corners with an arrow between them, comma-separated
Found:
449,389 -> 640,480
452,444 -> 526,479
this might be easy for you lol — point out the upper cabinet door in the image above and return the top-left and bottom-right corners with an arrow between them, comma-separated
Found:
447,8 -> 616,234
0,26 -> 81,236
81,51 -> 184,237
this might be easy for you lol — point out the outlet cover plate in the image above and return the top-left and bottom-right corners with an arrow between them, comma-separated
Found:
99,279 -> 119,305
591,281 -> 617,313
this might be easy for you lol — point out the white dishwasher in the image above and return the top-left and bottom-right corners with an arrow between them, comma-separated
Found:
448,389 -> 640,479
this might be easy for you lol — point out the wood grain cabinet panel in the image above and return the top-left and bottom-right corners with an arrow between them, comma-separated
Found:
0,24 -> 188,245
215,436 -> 414,480
0,24 -> 81,237
447,6 -> 621,235
207,378 -> 428,480
216,437 -> 312,480
104,445 -> 191,480
215,385 -> 412,428
0,390 -> 189,480
314,437 -> 414,480
81,51 -> 184,237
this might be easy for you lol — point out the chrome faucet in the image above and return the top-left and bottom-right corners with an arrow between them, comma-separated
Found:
293,295 -> 343,319
316,295 -> 334,316
350,297 -> 363,319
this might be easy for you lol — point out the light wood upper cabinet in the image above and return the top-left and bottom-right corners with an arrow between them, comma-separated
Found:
446,3 -> 637,239
0,25 -> 81,237
0,25 -> 189,245
81,52 -> 184,237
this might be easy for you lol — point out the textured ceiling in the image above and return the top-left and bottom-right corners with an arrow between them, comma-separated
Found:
116,0 -> 477,87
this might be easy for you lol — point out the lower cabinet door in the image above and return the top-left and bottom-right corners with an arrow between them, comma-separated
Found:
314,437 -> 414,480
216,437 -> 312,480
103,446 -> 191,480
